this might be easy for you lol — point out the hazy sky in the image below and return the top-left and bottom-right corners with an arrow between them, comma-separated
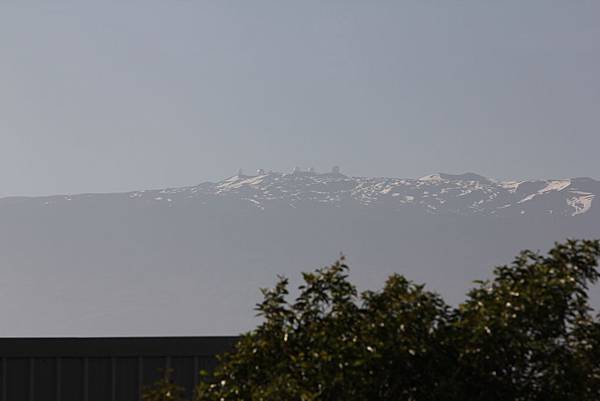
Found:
1,1 -> 599,196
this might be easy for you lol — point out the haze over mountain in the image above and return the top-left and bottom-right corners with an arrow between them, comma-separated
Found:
1,169 -> 598,336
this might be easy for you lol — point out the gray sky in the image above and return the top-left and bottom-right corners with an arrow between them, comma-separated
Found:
1,1 -> 599,197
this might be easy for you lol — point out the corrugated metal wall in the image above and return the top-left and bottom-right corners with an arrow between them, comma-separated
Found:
0,337 -> 237,401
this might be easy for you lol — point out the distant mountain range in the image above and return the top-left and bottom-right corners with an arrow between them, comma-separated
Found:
13,168 -> 598,217
0,170 -> 598,336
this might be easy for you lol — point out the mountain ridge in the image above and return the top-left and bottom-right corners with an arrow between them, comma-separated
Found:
0,169 -> 598,336
6,170 -> 597,218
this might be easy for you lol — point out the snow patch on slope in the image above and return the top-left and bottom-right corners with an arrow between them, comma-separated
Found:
517,180 -> 571,203
567,192 -> 594,216
499,181 -> 523,193
540,180 -> 571,193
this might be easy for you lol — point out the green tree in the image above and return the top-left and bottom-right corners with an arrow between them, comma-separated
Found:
145,240 -> 600,401
142,369 -> 187,401
454,240 -> 600,401
194,259 -> 451,401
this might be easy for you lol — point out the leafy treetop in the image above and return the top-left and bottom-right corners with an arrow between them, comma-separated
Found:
143,239 -> 600,401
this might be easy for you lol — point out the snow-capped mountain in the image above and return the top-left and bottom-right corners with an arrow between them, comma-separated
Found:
204,170 -> 597,217
0,170 -> 597,337
22,169 -> 598,218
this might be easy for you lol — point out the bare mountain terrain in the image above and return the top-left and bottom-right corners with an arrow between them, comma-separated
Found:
1,169 -> 598,336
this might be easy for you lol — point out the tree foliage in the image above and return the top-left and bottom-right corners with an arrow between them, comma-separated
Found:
142,369 -> 187,401
146,240 -> 600,401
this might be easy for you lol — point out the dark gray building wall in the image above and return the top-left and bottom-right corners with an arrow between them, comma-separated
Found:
0,337 -> 237,401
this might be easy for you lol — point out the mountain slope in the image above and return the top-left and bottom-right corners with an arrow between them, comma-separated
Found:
16,169 -> 598,217
0,170 -> 598,336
